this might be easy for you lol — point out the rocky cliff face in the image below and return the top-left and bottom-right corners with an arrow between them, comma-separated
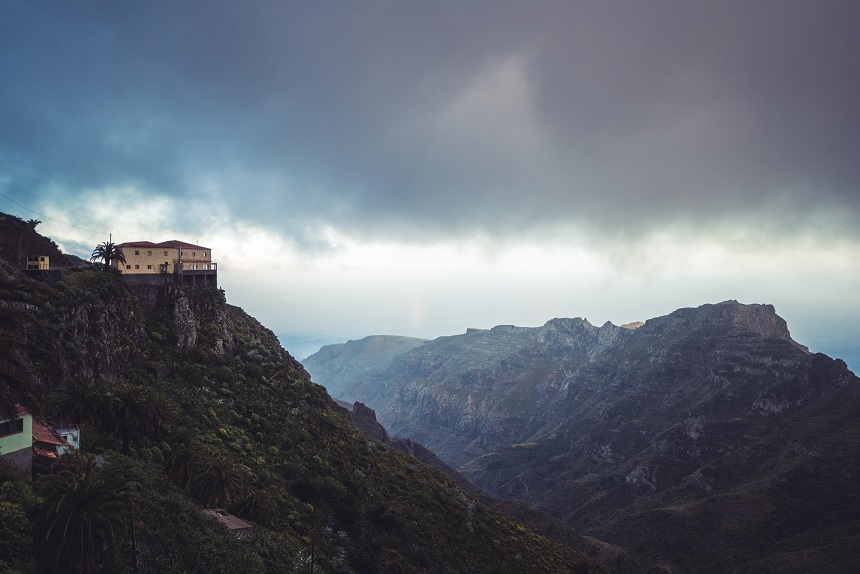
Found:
305,301 -> 860,573
33,269 -> 151,383
32,273 -> 245,385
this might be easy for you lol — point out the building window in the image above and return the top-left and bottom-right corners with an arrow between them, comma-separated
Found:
134,265 -> 140,269
135,250 -> 140,255
126,265 -> 131,269
147,265 -> 152,270
147,250 -> 152,256
0,417 -> 24,437
192,251 -> 196,256
163,250 -> 168,256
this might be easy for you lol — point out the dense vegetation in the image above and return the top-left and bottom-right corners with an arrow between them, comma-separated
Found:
0,221 -> 605,573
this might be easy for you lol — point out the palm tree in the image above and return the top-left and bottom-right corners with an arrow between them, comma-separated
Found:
163,432 -> 209,489
47,376 -> 112,430
110,383 -> 154,455
146,390 -> 181,441
32,454 -> 138,573
189,452 -> 248,508
107,383 -> 180,454
0,270 -> 47,418
230,489 -> 275,526
90,241 -> 125,271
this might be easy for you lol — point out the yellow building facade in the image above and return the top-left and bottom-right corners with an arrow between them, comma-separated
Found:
25,255 -> 49,270
117,240 -> 214,274
116,240 -> 217,288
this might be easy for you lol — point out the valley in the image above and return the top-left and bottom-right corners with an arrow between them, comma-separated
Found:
304,302 -> 860,572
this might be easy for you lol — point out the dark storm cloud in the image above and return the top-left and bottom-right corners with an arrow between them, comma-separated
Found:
1,1 -> 858,243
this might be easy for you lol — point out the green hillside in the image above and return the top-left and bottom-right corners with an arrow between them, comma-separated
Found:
0,218 -> 605,574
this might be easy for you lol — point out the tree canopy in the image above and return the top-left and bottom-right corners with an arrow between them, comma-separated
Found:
0,270 -> 47,418
90,241 -> 126,271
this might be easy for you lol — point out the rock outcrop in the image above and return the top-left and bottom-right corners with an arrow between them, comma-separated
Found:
305,301 -> 860,573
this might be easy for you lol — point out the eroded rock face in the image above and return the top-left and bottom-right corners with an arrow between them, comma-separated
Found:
349,401 -> 389,443
170,291 -> 198,351
306,301 -> 860,572
35,271 -> 150,382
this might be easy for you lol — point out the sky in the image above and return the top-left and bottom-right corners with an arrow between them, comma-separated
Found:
1,1 -> 858,369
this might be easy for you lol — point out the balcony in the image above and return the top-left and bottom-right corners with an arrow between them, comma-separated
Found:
173,260 -> 218,288
174,261 -> 217,272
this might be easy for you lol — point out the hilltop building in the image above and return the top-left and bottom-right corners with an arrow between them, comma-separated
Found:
116,240 -> 217,288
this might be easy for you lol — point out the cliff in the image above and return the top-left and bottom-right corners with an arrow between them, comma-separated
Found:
305,301 -> 860,573
0,215 -> 605,574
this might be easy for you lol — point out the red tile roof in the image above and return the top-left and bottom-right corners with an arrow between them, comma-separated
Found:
33,444 -> 58,459
158,240 -> 210,250
32,419 -> 68,446
204,509 -> 253,532
117,240 -> 211,250
117,241 -> 158,248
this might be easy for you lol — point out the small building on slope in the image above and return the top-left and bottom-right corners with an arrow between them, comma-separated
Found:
0,406 -> 33,476
204,509 -> 253,538
0,408 -> 80,478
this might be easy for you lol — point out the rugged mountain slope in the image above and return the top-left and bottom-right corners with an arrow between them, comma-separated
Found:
304,302 -> 860,573
0,213 -> 68,269
343,401 -> 643,572
0,216 -> 606,574
305,335 -> 427,402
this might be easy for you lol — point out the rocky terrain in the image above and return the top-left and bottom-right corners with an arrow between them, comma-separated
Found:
304,302 -> 860,572
0,213 -> 606,574
342,400 -> 644,571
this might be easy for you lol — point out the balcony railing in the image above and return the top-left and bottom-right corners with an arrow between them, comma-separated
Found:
172,261 -> 217,272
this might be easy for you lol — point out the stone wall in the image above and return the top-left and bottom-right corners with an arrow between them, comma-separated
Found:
124,282 -> 165,312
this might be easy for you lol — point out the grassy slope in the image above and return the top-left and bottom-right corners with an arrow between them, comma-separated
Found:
3,262 -> 606,574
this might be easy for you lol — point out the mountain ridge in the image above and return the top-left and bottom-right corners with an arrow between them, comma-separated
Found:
303,301 -> 860,572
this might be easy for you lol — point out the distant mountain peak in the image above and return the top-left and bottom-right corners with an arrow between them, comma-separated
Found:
642,300 -> 795,342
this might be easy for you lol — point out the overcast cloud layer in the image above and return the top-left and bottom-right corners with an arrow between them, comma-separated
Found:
1,2 -> 858,366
